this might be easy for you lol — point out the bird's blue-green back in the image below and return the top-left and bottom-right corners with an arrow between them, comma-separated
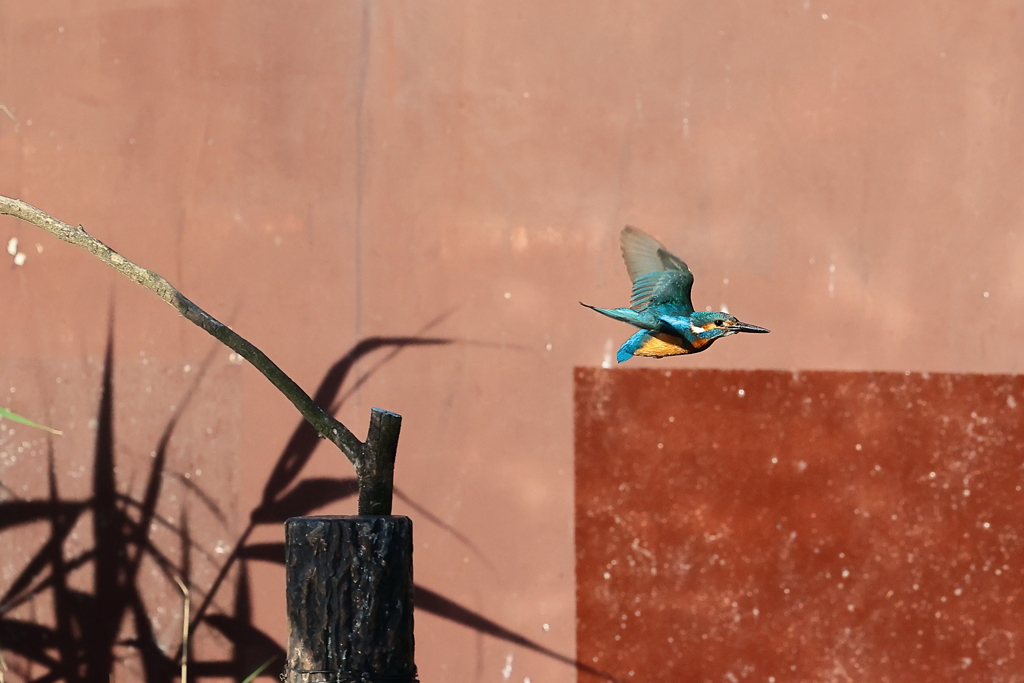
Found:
620,226 -> 695,316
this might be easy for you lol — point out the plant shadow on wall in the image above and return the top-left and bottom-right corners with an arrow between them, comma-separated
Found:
0,329 -> 611,683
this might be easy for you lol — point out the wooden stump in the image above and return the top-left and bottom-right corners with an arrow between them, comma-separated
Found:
284,516 -> 416,683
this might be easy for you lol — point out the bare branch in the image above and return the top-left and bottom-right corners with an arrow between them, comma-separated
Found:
0,195 -> 363,465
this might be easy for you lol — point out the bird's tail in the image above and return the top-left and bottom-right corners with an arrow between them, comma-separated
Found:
579,302 -> 651,328
616,329 -> 650,363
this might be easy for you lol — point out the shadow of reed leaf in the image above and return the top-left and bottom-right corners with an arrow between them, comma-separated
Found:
81,325 -> 144,682
414,586 -> 621,683
199,616 -> 283,674
236,543 -> 285,564
1,326 -> 285,683
126,591 -> 177,683
259,335 -> 451,508
250,477 -> 359,524
46,446 -> 83,683
188,333 -> 453,641
0,501 -> 86,534
3,324 -> 459,681
197,562 -> 285,681
0,503 -> 83,615
0,503 -> 83,630
0,619 -> 60,668
393,487 -> 497,572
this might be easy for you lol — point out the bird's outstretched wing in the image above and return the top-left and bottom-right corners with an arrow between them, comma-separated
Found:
620,226 -> 695,315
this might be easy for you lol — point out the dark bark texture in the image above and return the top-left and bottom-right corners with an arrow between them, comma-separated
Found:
285,516 -> 415,683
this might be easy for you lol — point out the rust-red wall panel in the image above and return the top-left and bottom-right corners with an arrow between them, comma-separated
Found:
576,368 -> 1024,682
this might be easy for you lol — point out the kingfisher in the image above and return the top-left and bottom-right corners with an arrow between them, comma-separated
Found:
581,226 -> 769,362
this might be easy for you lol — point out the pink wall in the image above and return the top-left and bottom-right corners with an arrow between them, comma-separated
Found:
1,2 -> 1023,682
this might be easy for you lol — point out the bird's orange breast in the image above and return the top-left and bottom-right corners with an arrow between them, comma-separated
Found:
633,332 -> 710,357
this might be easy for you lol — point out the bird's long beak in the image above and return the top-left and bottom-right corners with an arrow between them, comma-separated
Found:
732,320 -> 770,333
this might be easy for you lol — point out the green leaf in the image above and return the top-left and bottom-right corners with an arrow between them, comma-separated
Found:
240,657 -> 276,683
0,407 -> 62,435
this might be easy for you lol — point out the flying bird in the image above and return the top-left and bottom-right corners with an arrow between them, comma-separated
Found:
581,226 -> 769,362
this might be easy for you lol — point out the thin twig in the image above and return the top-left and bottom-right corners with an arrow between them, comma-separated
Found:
172,575 -> 190,683
0,195 -> 362,465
